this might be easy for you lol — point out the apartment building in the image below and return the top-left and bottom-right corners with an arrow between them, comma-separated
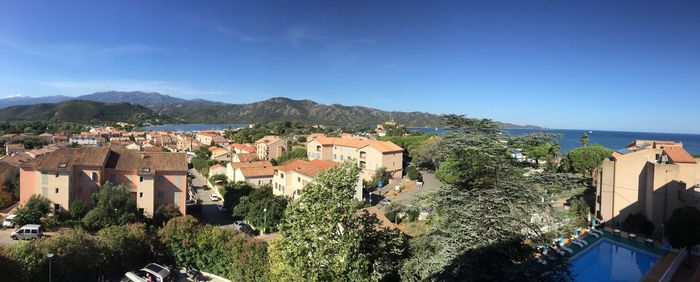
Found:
229,143 -> 255,154
272,159 -> 362,201
196,131 -> 229,147
19,147 -> 188,217
255,136 -> 287,161
596,140 -> 700,234
306,135 -> 403,180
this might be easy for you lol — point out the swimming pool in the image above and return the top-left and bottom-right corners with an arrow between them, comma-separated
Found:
570,239 -> 659,282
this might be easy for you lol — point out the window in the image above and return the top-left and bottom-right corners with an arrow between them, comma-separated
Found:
55,172 -> 59,178
359,151 -> 366,159
54,204 -> 60,213
139,192 -> 143,198
280,173 -> 285,178
91,172 -> 98,181
158,191 -> 164,199
55,188 -> 59,194
333,154 -> 336,160
138,208 -> 144,215
258,180 -> 262,185
174,192 -> 180,204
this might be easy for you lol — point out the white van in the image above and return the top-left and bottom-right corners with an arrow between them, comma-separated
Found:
2,214 -> 16,228
10,224 -> 44,241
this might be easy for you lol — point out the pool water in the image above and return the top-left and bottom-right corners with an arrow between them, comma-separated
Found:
570,239 -> 659,282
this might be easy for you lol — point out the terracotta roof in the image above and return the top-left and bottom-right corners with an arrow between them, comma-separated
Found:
235,153 -> 258,162
24,147 -> 111,171
2,152 -> 33,167
229,143 -> 255,153
105,149 -> 187,174
210,148 -> 230,158
208,146 -> 219,152
276,159 -> 338,177
313,137 -> 403,153
239,166 -> 275,178
663,147 -> 696,164
229,161 -> 272,170
256,135 -> 281,144
5,144 -> 24,149
210,163 -> 223,170
197,132 -> 219,137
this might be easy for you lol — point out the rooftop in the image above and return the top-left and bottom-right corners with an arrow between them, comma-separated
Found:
276,159 -> 338,177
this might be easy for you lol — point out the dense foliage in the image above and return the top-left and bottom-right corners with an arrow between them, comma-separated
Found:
276,147 -> 309,165
13,195 -> 51,226
221,181 -> 253,211
82,183 -> 138,231
153,204 -> 183,227
366,167 -> 391,191
234,186 -> 287,232
158,216 -> 270,281
559,144 -> 612,176
270,164 -> 409,281
401,115 -> 571,281
665,207 -> 700,252
622,212 -> 654,236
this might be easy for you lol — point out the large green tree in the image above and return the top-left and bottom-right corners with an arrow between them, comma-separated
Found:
401,115 -> 570,281
220,181 -> 253,210
82,182 -> 138,231
276,147 -> 309,165
269,164 -> 408,281
665,206 -> 700,264
559,144 -> 612,176
233,186 -> 287,233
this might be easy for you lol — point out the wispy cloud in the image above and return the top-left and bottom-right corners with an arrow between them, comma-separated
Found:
282,25 -> 375,66
217,26 -> 260,43
0,37 -> 159,62
42,79 -> 220,98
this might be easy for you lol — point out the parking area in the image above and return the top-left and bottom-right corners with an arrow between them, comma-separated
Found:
190,169 -> 234,227
0,228 -> 18,246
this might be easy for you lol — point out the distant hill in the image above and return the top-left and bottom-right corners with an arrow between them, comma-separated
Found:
0,91 -> 544,129
0,100 -> 170,124
77,91 -> 189,107
0,95 -> 72,108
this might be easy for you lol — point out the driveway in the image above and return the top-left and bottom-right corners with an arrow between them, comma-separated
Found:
0,228 -> 18,246
190,169 -> 234,227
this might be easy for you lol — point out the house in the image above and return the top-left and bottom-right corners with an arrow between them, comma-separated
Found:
195,131 -> 228,147
255,136 -> 287,161
306,136 -> 404,180
272,159 -> 362,201
209,163 -> 227,178
232,153 -> 258,163
596,140 -> 700,235
225,161 -> 272,182
69,135 -> 103,146
232,166 -> 275,187
210,147 -> 232,162
125,143 -> 141,151
5,143 -> 24,155
229,143 -> 256,154
19,148 -> 188,217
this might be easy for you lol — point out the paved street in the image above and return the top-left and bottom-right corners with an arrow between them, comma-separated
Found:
190,169 -> 234,227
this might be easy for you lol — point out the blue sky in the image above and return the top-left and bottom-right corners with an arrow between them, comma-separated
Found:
1,1 -> 699,133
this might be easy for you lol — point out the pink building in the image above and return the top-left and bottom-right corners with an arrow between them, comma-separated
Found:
19,147 -> 188,217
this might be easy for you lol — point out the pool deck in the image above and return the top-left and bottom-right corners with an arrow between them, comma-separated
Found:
559,227 -> 674,281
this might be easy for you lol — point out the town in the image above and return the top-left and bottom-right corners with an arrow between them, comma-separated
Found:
2,1 -> 699,282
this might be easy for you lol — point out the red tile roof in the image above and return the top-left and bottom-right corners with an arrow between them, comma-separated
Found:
239,166 -> 275,178
664,147 -> 696,164
312,137 -> 403,153
275,159 -> 338,177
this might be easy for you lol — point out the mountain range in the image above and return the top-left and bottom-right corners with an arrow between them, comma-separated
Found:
0,91 -> 543,129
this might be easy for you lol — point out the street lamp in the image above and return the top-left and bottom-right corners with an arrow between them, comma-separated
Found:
263,207 -> 267,234
47,253 -> 54,282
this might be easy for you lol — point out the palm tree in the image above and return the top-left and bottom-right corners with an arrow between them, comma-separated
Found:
580,133 -> 589,146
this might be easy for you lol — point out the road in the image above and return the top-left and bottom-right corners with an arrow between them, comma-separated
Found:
189,169 -> 234,227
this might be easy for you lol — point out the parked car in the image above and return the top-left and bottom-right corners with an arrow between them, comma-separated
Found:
10,224 -> 44,241
217,204 -> 228,212
121,263 -> 175,282
379,198 -> 391,206
232,220 -> 254,236
209,194 -> 219,201
3,214 -> 17,228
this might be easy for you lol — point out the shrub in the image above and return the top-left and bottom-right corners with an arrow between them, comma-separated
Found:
81,183 -> 137,231
68,199 -> 89,220
406,165 -> 421,181
153,204 -> 182,227
622,212 -> 654,236
367,167 -> 391,191
13,195 -> 51,226
221,181 -> 253,211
